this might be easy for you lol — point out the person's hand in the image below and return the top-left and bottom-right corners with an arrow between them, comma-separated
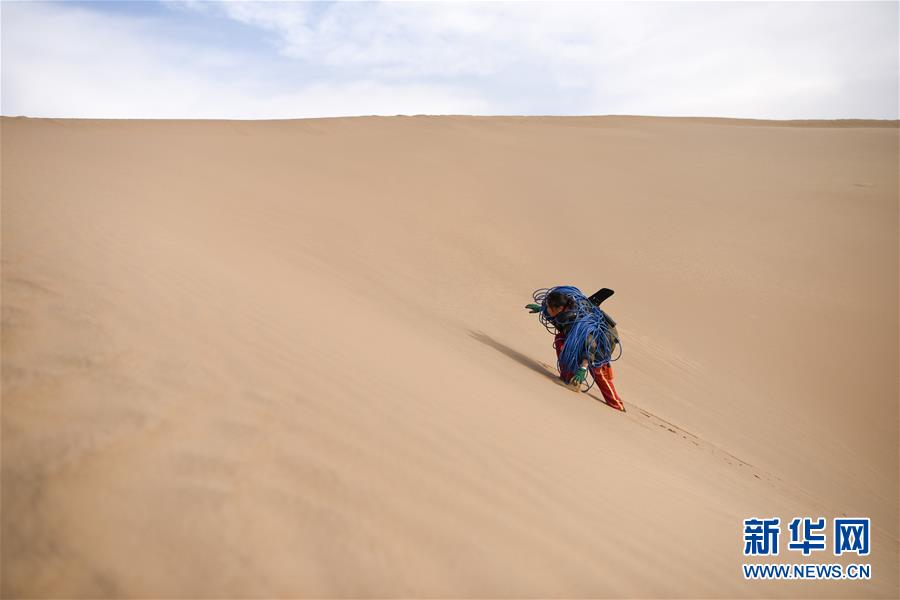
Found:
570,366 -> 588,387
525,303 -> 542,313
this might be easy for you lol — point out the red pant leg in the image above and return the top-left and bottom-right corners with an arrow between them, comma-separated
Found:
591,363 -> 625,410
553,333 -> 573,382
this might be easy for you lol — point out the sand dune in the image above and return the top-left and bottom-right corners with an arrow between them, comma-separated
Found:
2,115 -> 897,597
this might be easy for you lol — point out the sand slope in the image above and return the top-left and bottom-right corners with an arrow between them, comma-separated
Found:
2,116 -> 898,598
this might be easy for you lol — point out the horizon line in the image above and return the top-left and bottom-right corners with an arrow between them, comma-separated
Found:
3,114 -> 898,128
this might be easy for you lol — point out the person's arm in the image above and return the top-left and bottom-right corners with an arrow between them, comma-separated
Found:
525,303 -> 542,313
570,337 -> 593,385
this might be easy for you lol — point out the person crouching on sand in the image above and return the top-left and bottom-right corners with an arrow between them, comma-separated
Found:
526,286 -> 625,411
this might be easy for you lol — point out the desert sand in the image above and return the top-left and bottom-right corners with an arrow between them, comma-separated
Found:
2,115 -> 898,598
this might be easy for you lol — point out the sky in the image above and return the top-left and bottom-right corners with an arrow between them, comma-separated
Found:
1,1 -> 898,120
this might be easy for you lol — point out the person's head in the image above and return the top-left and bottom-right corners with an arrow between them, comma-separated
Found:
545,290 -> 571,317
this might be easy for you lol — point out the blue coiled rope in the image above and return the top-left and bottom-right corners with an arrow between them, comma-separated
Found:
532,285 -> 621,391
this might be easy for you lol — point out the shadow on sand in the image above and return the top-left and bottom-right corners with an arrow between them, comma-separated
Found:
467,330 -> 563,385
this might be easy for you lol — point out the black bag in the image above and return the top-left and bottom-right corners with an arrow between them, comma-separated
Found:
589,289 -> 620,355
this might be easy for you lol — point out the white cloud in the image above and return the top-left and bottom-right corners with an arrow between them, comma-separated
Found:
2,1 -> 897,119
1,2 -> 489,118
